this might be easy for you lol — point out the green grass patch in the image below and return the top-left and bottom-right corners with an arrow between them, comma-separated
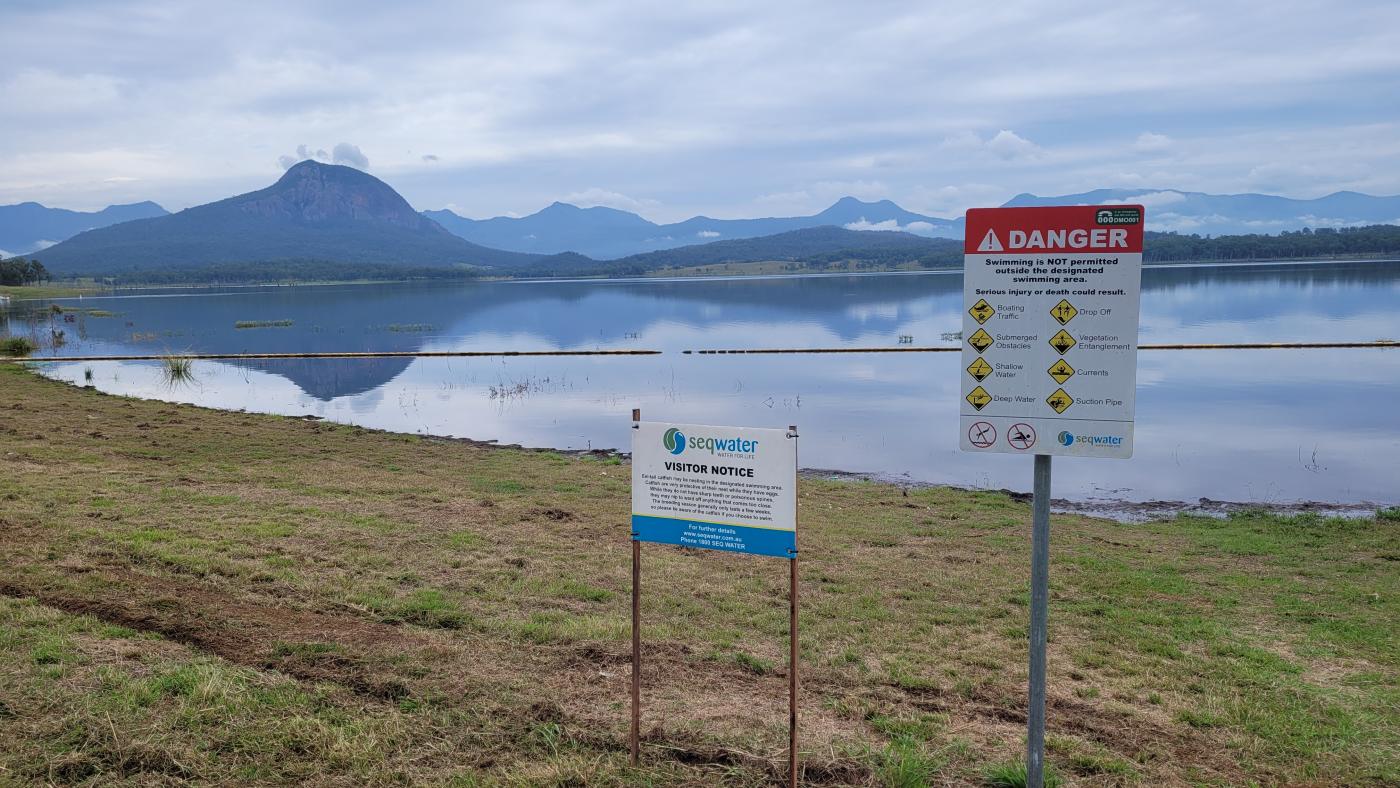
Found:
234,319 -> 294,329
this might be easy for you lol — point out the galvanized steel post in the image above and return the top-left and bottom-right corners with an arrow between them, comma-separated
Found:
1027,453 -> 1052,787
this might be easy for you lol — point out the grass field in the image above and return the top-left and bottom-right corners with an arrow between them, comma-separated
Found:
0,362 -> 1396,785
0,282 -> 104,300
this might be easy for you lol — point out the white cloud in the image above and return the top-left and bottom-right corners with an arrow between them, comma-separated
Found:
1133,132 -> 1173,152
844,218 -> 937,237
935,130 -> 1041,163
277,143 -> 367,171
697,230 -> 720,238
752,180 -> 888,215
558,188 -> 660,214
985,129 -> 1040,160
3,2 -> 1400,216
1104,190 -> 1187,208
331,142 -> 369,170
906,183 -> 1004,217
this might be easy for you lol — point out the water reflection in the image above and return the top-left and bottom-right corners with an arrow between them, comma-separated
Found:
13,261 -> 1400,506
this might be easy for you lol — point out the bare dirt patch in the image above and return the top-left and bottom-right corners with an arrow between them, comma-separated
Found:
0,569 -> 427,700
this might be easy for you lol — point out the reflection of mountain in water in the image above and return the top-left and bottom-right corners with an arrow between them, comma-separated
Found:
63,276 -> 970,398
238,357 -> 413,400
54,262 -> 1400,400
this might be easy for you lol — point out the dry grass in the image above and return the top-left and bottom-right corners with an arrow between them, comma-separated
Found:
0,363 -> 1395,785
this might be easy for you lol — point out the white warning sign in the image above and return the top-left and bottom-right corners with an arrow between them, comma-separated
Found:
958,205 -> 1144,458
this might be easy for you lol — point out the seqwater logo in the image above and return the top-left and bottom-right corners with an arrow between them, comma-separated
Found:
1058,430 -> 1123,448
664,426 -> 760,457
663,428 -> 686,455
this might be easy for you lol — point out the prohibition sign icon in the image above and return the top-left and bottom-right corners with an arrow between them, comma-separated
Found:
968,421 -> 996,448
1007,423 -> 1037,450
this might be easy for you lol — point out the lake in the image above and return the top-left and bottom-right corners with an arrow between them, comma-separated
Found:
6,261 -> 1399,510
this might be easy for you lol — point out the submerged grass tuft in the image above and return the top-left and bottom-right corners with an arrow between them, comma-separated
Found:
160,355 -> 196,386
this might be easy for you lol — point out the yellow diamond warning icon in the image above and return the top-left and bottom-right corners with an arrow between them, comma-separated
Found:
1049,329 -> 1076,355
966,386 -> 992,411
1050,299 -> 1078,325
968,298 -> 995,324
1047,359 -> 1075,384
966,357 -> 993,382
968,328 -> 994,353
1046,388 -> 1073,414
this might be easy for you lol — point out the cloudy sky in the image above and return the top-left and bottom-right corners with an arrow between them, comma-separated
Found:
2,0 -> 1398,221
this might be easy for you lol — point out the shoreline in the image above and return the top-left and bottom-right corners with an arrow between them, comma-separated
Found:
32,364 -> 1396,521
13,255 -> 1399,297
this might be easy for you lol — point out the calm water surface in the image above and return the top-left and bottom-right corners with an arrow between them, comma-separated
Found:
7,261 -> 1399,507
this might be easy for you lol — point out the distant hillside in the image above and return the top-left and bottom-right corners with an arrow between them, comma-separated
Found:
426,196 -> 961,259
0,201 -> 168,257
1005,189 -> 1400,235
510,226 -> 960,277
37,161 -> 537,276
1144,224 -> 1400,262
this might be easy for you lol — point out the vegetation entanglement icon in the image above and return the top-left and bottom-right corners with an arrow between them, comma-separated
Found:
1049,329 -> 1076,355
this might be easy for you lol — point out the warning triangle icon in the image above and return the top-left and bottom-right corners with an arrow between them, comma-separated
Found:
977,229 -> 1004,252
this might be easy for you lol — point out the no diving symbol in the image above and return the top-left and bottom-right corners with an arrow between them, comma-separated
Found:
1007,423 -> 1037,450
969,421 -> 996,448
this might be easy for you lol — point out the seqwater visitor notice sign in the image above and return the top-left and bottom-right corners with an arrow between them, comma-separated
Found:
960,205 -> 1144,459
632,422 -> 796,558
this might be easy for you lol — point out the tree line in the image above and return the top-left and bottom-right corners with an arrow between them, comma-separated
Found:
1143,224 -> 1400,262
0,256 -> 50,286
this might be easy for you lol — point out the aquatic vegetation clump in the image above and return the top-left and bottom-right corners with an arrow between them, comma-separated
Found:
1,335 -> 36,356
234,319 -> 294,329
160,355 -> 197,386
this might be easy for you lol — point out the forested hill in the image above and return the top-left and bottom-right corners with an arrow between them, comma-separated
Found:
1143,225 -> 1400,263
11,222 -> 1399,286
509,226 -> 962,277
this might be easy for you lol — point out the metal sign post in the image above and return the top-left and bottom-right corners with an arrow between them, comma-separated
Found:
1027,453 -> 1051,784
788,424 -> 799,788
629,414 -> 800,786
630,411 -> 642,767
959,205 -> 1145,788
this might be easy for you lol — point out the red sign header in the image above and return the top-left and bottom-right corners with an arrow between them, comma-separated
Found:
964,205 -> 1145,255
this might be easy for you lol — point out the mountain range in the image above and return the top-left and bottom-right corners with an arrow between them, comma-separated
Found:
9,161 -> 1400,281
1004,188 -> 1400,236
425,196 -> 958,259
33,162 -> 534,275
0,200 -> 168,257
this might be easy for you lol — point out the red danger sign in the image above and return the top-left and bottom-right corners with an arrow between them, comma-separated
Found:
966,205 -> 1144,255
